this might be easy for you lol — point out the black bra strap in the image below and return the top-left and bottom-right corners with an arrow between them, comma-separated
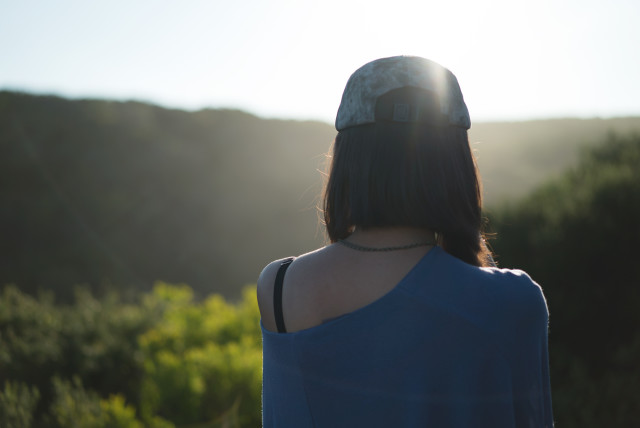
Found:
273,258 -> 294,333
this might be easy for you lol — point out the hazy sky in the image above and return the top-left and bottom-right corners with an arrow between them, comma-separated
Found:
2,0 -> 639,123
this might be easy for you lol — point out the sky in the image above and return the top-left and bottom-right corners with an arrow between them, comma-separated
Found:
2,0 -> 639,124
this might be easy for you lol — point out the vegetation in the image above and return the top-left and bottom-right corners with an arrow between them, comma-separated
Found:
471,117 -> 640,203
0,283 -> 262,427
0,90 -> 334,301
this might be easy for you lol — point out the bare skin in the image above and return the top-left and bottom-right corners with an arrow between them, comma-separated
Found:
257,227 -> 436,333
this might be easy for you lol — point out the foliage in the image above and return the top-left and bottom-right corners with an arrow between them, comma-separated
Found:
490,133 -> 640,427
49,376 -> 167,428
0,284 -> 155,424
0,283 -> 261,427
0,90 -> 334,301
138,284 -> 262,427
0,381 -> 40,428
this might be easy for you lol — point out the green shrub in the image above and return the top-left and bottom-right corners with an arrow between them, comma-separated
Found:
49,376 -> 103,428
0,381 -> 40,428
0,285 -> 157,424
49,376 -> 159,428
138,283 -> 261,427
0,281 -> 262,427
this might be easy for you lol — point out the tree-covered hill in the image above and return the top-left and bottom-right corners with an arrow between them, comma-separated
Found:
2,90 -> 640,299
471,116 -> 640,203
1,91 -> 334,299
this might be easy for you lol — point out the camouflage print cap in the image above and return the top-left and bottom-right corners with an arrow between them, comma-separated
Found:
335,56 -> 470,131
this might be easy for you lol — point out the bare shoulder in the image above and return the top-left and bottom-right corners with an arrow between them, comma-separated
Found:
257,247 -> 333,332
257,257 -> 295,331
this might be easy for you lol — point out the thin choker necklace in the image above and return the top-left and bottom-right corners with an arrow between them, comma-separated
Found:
337,239 -> 436,252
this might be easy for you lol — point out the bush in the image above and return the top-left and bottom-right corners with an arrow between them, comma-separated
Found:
0,381 -> 40,428
0,283 -> 261,427
0,285 -> 156,425
49,376 -> 155,428
138,284 -> 261,427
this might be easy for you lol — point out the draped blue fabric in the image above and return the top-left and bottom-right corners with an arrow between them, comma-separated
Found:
262,246 -> 553,427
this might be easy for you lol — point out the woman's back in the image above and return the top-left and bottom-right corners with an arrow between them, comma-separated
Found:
259,244 -> 553,427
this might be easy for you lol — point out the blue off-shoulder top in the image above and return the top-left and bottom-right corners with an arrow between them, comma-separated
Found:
261,246 -> 553,427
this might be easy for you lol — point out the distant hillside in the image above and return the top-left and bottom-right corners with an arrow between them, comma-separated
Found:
1,91 -> 334,299
2,91 -> 639,298
470,117 -> 640,205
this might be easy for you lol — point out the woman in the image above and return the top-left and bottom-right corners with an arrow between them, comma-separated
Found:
257,56 -> 553,427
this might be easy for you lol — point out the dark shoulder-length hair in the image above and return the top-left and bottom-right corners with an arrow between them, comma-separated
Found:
323,121 -> 493,267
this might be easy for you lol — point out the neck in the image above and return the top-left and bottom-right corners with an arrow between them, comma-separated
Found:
347,227 -> 436,246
